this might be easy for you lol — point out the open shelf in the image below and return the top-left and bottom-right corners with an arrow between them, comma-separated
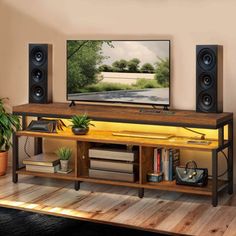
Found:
77,175 -> 140,188
16,129 -> 220,151
143,179 -> 228,196
16,167 -> 76,180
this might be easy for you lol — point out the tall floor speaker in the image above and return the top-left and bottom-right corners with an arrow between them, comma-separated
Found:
196,45 -> 223,113
29,44 -> 52,103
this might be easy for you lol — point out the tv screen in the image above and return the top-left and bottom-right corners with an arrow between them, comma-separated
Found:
67,40 -> 170,106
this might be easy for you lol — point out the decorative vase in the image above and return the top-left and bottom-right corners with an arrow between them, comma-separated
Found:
0,151 -> 8,176
60,160 -> 69,172
72,127 -> 89,135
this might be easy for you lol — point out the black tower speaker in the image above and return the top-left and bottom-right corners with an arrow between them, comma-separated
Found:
29,44 -> 52,103
196,45 -> 223,113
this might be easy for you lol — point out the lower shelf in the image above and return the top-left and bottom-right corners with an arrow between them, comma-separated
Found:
16,168 -> 76,180
78,176 -> 140,188
143,180 -> 228,196
16,168 -> 228,197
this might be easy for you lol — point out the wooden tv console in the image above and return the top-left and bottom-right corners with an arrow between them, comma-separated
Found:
12,103 -> 234,207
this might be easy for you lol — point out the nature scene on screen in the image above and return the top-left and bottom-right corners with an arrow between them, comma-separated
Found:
67,40 -> 170,105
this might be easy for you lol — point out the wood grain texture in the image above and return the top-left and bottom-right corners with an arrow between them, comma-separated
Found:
0,172 -> 235,236
140,146 -> 155,184
77,142 -> 91,176
13,103 -> 233,128
16,167 -> 227,196
16,129 -> 220,151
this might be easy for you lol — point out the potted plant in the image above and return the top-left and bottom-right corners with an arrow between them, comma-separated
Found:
0,98 -> 20,176
56,147 -> 72,172
71,114 -> 94,135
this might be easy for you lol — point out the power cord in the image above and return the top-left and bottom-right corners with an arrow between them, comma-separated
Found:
183,127 -> 206,140
208,150 -> 228,178
24,137 -> 31,158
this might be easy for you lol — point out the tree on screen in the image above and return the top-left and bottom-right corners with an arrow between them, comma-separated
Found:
112,59 -> 127,72
98,64 -> 113,72
140,63 -> 154,73
127,58 -> 141,72
155,58 -> 169,87
67,41 -> 112,93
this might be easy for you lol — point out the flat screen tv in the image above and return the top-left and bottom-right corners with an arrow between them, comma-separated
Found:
67,40 -> 170,106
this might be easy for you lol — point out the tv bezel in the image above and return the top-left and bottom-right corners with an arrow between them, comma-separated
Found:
66,39 -> 171,107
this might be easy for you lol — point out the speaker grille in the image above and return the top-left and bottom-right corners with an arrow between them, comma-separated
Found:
30,46 -> 47,66
196,45 -> 223,113
31,85 -> 45,101
198,92 -> 215,111
29,44 -> 52,104
199,72 -> 214,89
31,68 -> 44,83
197,48 -> 216,71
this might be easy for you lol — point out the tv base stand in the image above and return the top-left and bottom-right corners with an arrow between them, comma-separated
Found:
69,100 -> 76,107
12,103 -> 234,207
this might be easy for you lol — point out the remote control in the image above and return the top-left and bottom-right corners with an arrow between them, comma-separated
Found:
187,140 -> 211,145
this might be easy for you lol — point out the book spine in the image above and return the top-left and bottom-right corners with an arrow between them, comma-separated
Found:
166,149 -> 169,181
162,149 -> 169,181
153,148 -> 158,173
160,149 -> 163,172
172,149 -> 180,180
157,149 -> 161,173
169,149 -> 173,181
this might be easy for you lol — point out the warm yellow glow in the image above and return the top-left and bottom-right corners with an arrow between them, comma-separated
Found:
61,119 -> 224,140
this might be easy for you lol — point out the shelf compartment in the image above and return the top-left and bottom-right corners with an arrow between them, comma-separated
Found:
16,167 -> 76,180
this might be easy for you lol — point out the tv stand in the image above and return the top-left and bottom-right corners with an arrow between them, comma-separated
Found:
69,100 -> 76,107
12,103 -> 234,206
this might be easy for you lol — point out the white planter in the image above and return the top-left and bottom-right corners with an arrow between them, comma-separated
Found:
60,160 -> 69,172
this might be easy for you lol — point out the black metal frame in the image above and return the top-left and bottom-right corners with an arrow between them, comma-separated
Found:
12,112 -> 234,207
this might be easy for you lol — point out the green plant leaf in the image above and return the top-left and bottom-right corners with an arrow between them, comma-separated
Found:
0,98 -> 21,151
70,114 -> 95,129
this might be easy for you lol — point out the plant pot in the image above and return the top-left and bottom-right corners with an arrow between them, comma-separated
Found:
0,151 -> 8,176
72,127 -> 89,135
60,160 -> 69,172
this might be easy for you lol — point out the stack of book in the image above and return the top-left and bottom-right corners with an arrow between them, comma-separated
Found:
23,153 -> 60,173
148,148 -> 180,182
88,147 -> 138,182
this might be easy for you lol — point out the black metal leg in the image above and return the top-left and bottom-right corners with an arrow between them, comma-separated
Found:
34,117 -> 43,155
34,137 -> 43,155
22,115 -> 27,130
74,181 -> 80,191
228,121 -> 233,194
212,149 -> 218,207
218,126 -> 224,147
12,133 -> 19,183
138,188 -> 144,198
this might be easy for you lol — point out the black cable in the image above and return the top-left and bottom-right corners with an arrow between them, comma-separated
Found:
208,150 -> 228,178
183,127 -> 206,140
24,137 -> 31,158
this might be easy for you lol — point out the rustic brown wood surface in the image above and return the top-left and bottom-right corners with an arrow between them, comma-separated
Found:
0,172 -> 235,236
16,129 -> 220,151
13,103 -> 233,128
16,167 -> 227,196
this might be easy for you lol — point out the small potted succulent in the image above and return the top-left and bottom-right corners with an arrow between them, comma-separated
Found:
56,147 -> 72,172
0,98 -> 20,176
71,114 -> 94,135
